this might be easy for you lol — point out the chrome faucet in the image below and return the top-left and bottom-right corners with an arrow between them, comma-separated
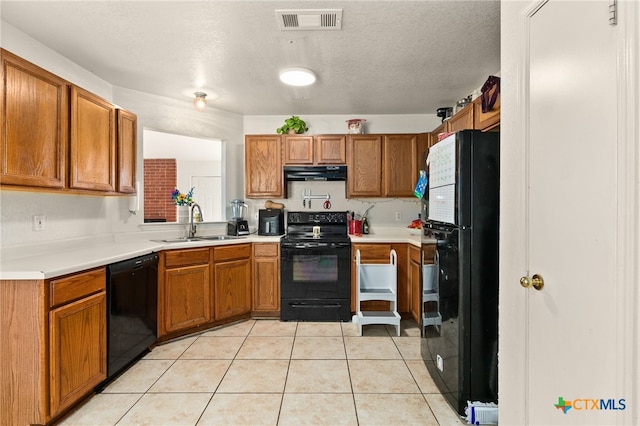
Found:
189,203 -> 203,238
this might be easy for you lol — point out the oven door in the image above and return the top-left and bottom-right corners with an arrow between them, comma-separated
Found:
280,241 -> 352,321
280,242 -> 351,300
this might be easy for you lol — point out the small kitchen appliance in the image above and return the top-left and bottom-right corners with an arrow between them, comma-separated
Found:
258,209 -> 284,236
227,199 -> 249,236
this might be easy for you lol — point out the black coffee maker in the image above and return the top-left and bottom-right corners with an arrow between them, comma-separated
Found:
227,199 -> 250,236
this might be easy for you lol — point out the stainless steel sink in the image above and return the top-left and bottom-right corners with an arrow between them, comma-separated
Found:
199,235 -> 244,240
153,235 -> 245,243
153,237 -> 204,243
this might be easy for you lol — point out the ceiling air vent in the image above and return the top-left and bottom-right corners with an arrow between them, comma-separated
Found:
276,9 -> 342,31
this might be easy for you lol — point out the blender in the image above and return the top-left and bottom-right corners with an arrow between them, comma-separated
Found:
227,199 -> 250,236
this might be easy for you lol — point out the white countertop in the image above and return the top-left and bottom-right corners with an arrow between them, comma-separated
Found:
0,227 -> 431,280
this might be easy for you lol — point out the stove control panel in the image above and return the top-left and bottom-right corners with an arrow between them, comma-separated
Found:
287,211 -> 348,224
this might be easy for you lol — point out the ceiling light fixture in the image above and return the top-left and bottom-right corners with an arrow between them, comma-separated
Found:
279,67 -> 316,86
193,92 -> 207,111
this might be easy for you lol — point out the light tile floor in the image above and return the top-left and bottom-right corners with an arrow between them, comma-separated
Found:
60,319 -> 465,426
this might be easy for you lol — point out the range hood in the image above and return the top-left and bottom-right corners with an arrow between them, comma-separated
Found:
284,165 -> 347,181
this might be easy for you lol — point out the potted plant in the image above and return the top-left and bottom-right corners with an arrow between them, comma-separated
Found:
276,115 -> 308,134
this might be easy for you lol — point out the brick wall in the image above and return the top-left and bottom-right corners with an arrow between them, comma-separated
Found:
144,159 -> 177,222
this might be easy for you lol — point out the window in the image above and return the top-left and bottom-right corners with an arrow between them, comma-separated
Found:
143,129 -> 224,223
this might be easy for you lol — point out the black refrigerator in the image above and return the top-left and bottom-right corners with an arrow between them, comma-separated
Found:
420,130 -> 499,416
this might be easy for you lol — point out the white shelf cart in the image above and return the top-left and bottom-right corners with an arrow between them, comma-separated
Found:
355,249 -> 401,336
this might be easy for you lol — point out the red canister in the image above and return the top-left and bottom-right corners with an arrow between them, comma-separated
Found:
348,219 -> 362,236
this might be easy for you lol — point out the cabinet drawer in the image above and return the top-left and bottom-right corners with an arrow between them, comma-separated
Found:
215,244 -> 251,262
50,267 -> 106,307
352,244 -> 393,261
253,243 -> 279,258
165,248 -> 210,268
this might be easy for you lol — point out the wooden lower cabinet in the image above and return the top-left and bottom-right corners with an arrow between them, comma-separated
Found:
0,267 -> 106,426
214,244 -> 252,320
351,243 -> 409,315
252,243 -> 280,316
409,245 -> 422,324
48,267 -> 107,419
159,248 -> 213,336
49,291 -> 106,415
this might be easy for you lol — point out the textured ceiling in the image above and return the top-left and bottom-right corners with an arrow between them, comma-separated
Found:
0,1 -> 500,115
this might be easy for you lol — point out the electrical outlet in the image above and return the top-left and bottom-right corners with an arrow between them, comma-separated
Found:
395,211 -> 402,221
33,214 -> 46,231
255,212 -> 259,220
437,354 -> 444,372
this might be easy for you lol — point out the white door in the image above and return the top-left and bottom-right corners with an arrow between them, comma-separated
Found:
500,1 -> 638,425
191,175 -> 223,222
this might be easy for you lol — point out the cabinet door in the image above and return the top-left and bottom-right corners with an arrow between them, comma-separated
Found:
162,264 -> 211,333
70,86 -> 116,191
392,243 -> 409,313
473,94 -> 500,131
49,291 -> 106,416
245,135 -> 284,198
347,135 -> 383,197
214,258 -> 251,320
315,135 -> 346,164
351,243 -> 393,312
447,103 -> 474,132
409,245 -> 422,324
117,109 -> 137,194
283,135 -> 314,164
383,134 -> 417,197
1,49 -> 68,189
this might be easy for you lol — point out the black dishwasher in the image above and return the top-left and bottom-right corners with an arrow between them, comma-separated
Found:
100,253 -> 158,388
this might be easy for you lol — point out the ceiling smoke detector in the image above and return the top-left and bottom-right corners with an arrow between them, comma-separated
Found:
276,9 -> 342,31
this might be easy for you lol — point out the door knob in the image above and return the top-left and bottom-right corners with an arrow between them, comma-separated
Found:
520,274 -> 544,290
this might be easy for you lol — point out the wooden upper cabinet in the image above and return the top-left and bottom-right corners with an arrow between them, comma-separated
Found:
116,109 -> 137,194
315,135 -> 346,164
245,135 -> 284,198
417,133 -> 429,172
473,92 -> 500,131
283,134 -> 346,165
347,135 -> 383,197
283,135 -> 314,164
383,134 -> 418,197
70,86 -> 116,192
446,103 -> 474,133
1,49 -> 69,189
